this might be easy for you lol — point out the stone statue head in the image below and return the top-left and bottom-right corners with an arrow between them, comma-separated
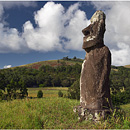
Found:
82,10 -> 106,50
91,10 -> 106,24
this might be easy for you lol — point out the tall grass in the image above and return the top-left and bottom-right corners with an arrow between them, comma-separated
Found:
0,97 -> 130,129
0,98 -> 79,129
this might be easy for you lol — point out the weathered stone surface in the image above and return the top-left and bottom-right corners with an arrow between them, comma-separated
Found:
82,10 -> 105,50
79,10 -> 113,118
80,45 -> 112,110
73,105 -> 111,122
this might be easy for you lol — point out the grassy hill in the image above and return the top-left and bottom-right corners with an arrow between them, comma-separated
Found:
12,58 -> 83,70
8,56 -> 130,70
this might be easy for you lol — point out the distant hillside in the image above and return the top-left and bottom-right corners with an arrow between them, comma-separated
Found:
6,54 -> 130,70
0,57 -> 82,91
124,65 -> 130,68
13,58 -> 83,70
11,58 -> 130,70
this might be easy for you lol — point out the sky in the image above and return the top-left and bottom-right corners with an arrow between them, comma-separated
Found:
0,1 -> 130,69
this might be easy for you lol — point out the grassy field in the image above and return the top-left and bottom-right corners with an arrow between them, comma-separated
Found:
27,87 -> 68,98
0,87 -> 130,129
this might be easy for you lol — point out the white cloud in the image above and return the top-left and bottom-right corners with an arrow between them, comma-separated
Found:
0,22 -> 28,53
23,2 -> 90,52
92,1 -> 130,66
0,1 -> 38,53
0,2 -> 37,53
23,2 -> 65,52
0,2 -> 90,54
2,1 -> 130,66
111,43 -> 130,66
4,65 -> 12,69
63,8 -> 90,50
0,25 -> 29,53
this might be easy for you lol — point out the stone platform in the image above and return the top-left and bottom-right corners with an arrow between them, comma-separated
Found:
73,105 -> 112,122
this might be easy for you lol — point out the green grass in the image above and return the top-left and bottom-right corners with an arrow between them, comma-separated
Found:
0,87 -> 130,129
28,87 -> 68,98
0,98 -> 80,129
0,98 -> 130,129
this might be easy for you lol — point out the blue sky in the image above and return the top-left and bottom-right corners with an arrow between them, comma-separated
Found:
0,1 -> 130,69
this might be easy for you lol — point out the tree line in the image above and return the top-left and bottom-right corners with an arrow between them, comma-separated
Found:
0,61 -> 81,100
0,57 -> 130,106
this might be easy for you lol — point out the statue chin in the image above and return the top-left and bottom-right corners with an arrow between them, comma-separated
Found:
83,38 -> 104,53
83,37 -> 96,48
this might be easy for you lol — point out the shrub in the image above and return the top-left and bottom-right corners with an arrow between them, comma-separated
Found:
58,90 -> 63,97
111,89 -> 130,106
37,90 -> 43,98
68,79 -> 80,100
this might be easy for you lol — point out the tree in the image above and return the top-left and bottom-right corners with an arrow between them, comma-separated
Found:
66,65 -> 72,73
61,79 -> 70,87
51,76 -> 61,87
43,74 -> 52,87
0,73 -> 5,91
36,72 -> 45,85
7,79 -> 17,95
63,56 -> 69,60
19,79 -> 28,98
72,63 -> 81,73
73,56 -> 77,60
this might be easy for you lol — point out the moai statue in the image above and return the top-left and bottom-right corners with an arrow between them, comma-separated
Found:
74,10 -> 113,121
